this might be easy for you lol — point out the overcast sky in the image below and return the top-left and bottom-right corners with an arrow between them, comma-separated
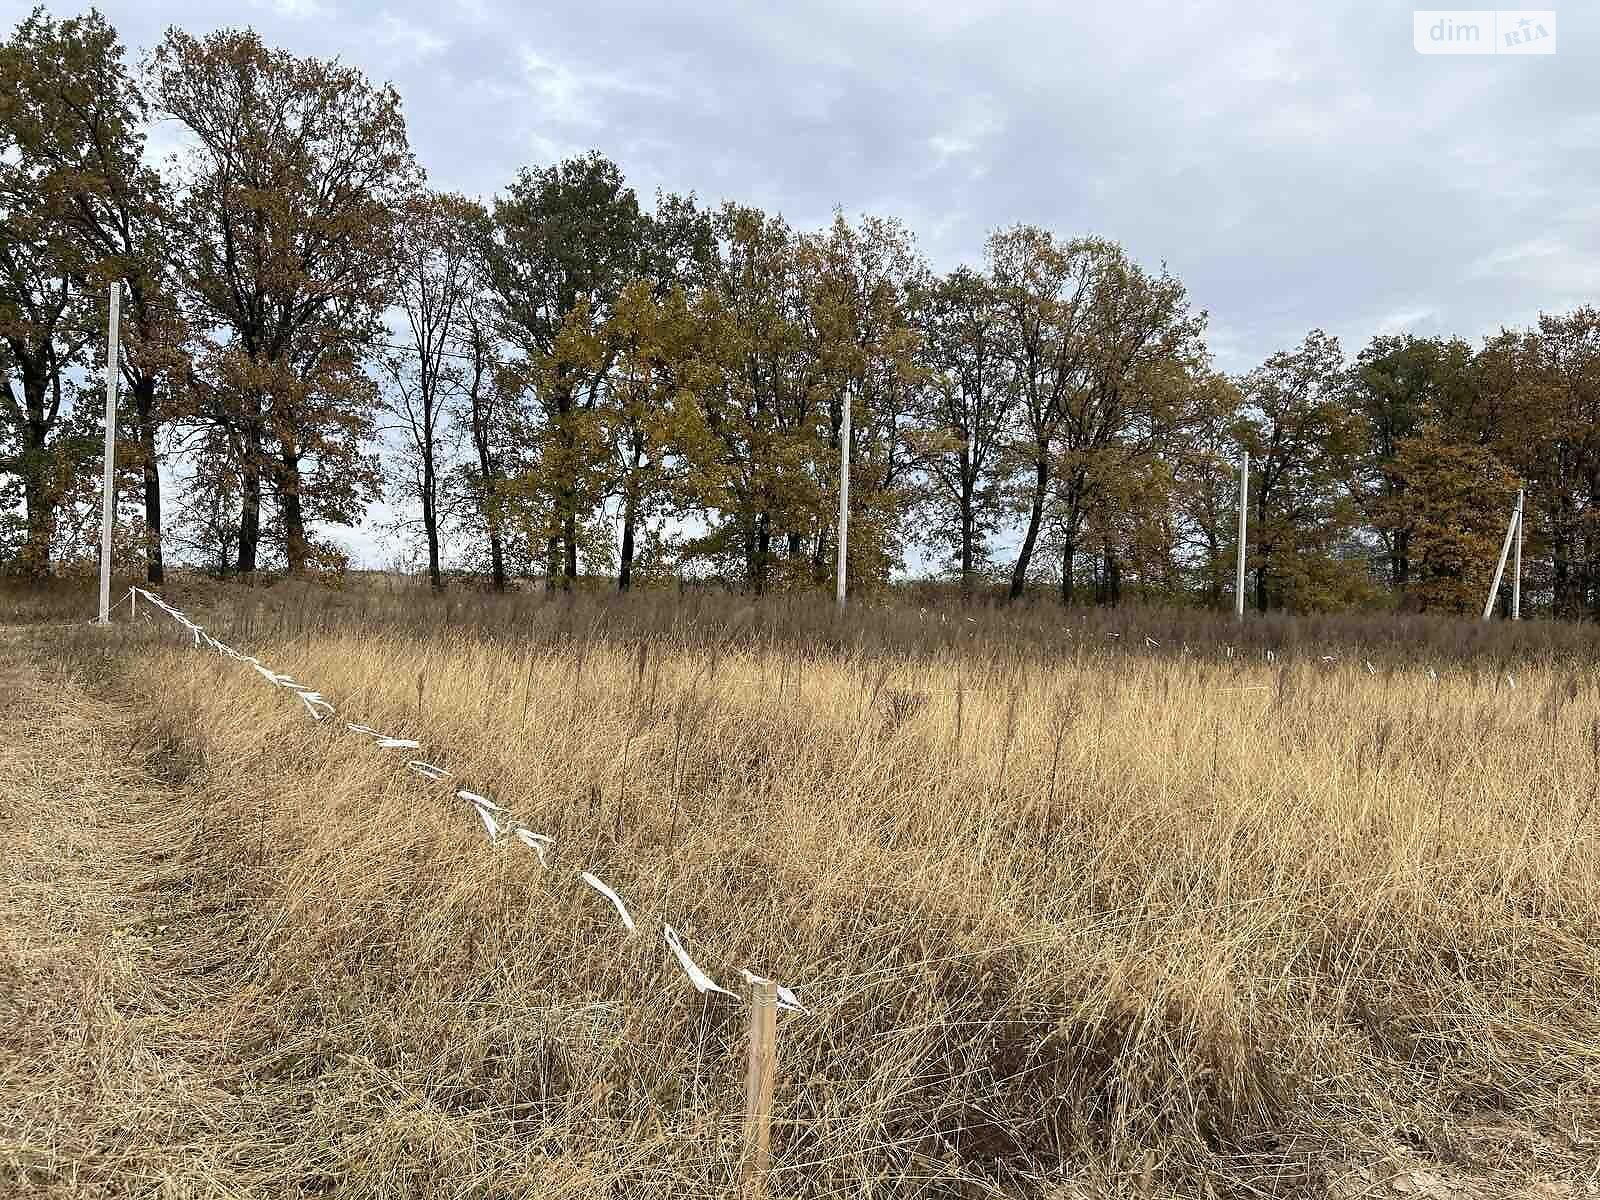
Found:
7,0 -> 1595,565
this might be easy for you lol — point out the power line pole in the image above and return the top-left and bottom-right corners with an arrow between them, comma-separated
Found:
835,398 -> 850,608
1482,490 -> 1522,621
1511,488 -> 1524,620
97,282 -> 121,625
1235,451 -> 1249,620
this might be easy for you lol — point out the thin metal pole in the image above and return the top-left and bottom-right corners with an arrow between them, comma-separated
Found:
1511,489 -> 1523,620
1482,491 -> 1521,621
1235,451 -> 1248,620
97,283 -> 121,625
835,398 -> 850,608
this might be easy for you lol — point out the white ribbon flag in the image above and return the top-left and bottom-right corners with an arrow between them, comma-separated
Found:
739,968 -> 806,1013
513,828 -> 553,866
131,587 -> 818,1016
472,801 -> 502,842
296,692 -> 334,720
663,924 -> 734,998
580,871 -> 636,933
457,789 -> 505,813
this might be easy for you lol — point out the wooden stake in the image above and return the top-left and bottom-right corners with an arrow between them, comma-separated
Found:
741,979 -> 778,1198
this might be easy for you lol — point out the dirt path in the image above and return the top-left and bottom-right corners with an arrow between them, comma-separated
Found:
0,630 -> 259,1196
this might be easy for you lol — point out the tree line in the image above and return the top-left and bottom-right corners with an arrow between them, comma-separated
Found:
4,9 -> 1599,617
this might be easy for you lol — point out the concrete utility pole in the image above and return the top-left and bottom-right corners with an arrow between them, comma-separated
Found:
835,398 -> 850,608
1482,489 -> 1523,621
1235,451 -> 1249,620
97,282 -> 121,625
1512,488 -> 1523,620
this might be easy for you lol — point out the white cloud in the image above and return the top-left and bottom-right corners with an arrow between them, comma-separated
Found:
1373,306 -> 1440,336
250,0 -> 334,20
1226,32 -> 1303,85
378,12 -> 447,62
926,106 -> 1001,179
1465,237 -> 1563,279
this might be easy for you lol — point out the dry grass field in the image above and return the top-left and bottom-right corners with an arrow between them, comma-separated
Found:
4,580 -> 1600,1197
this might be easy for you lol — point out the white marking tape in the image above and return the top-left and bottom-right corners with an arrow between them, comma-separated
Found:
472,801 -> 502,842
663,924 -> 734,998
739,968 -> 806,1013
296,691 -> 334,720
580,871 -> 636,933
513,828 -> 553,866
457,789 -> 504,813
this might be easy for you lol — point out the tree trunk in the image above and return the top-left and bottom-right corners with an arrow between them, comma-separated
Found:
488,519 -> 507,591
754,510 -> 772,595
1204,524 -> 1222,606
481,473 -> 505,592
1254,487 -> 1270,613
563,508 -> 578,589
1061,536 -> 1076,605
278,437 -> 308,575
423,466 -> 440,591
1553,493 -> 1579,619
467,367 -> 506,592
21,469 -> 53,578
236,451 -> 261,574
132,377 -> 163,584
17,366 -> 55,578
618,482 -> 638,593
554,382 -> 577,590
1008,450 -> 1048,601
235,394 -> 263,574
811,517 -> 828,585
960,490 -> 975,605
742,513 -> 759,591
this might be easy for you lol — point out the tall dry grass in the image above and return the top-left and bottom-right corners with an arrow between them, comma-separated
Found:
34,588 -> 1600,1194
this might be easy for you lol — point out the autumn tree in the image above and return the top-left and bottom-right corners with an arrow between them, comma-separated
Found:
1048,246 -> 1205,605
597,195 -> 714,591
986,226 -> 1099,600
800,213 -> 922,592
1166,370 -> 1245,606
674,204 -> 821,591
1378,426 -> 1515,613
11,9 -> 188,583
1476,310 -> 1600,618
1238,330 -> 1369,611
381,190 -> 491,589
0,8 -> 113,575
150,27 -> 417,574
1347,334 -> 1477,591
489,151 -> 645,588
910,266 -> 1015,599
